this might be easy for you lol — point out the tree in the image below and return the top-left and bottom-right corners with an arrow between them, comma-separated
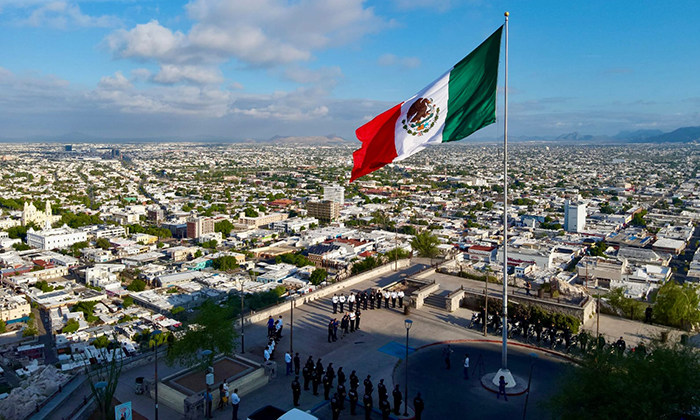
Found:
411,231 -> 440,259
166,300 -> 239,367
483,201 -> 494,210
171,306 -> 185,315
62,319 -> 80,333
127,279 -> 147,292
0,319 -> 6,334
12,242 -> 30,251
193,249 -> 203,259
93,335 -> 111,348
309,269 -> 327,286
87,347 -> 123,420
653,280 -> 700,329
215,220 -> 235,236
244,208 -> 259,218
547,343 -> 700,420
212,256 -> 239,271
96,237 -> 111,250
23,321 -> 38,337
589,241 -> 608,257
122,296 -> 134,308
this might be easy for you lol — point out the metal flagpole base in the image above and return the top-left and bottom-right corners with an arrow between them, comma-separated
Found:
481,369 -> 528,396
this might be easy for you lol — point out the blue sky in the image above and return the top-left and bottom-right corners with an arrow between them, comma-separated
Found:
0,0 -> 699,140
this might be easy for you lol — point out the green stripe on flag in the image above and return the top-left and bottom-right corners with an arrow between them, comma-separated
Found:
442,26 -> 503,142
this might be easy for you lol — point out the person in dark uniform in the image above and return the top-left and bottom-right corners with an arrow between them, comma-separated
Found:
535,320 -> 543,343
443,345 -> 453,369
616,336 -> 626,355
377,379 -> 387,402
369,291 -> 375,309
311,369 -> 321,396
363,375 -> 373,398
331,393 -> 341,420
496,375 -> 508,401
337,383 -> 347,410
350,370 -> 359,390
392,384 -> 402,415
376,290 -> 383,309
316,358 -> 324,376
306,356 -> 314,370
328,319 -> 334,343
291,376 -> 301,407
302,365 -> 311,391
293,352 -> 301,375
323,374 -> 332,400
349,387 -> 359,415
380,398 -> 391,420
413,392 -> 424,420
645,306 -> 653,324
363,392 -> 373,420
337,367 -> 346,387
326,363 -> 335,387
362,291 -> 368,310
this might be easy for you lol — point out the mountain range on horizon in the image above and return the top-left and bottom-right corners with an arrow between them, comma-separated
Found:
1,126 -> 700,146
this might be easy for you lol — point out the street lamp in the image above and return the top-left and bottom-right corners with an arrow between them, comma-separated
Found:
239,279 -> 245,354
151,330 -> 162,420
403,319 -> 413,417
290,294 -> 296,354
522,352 -> 538,420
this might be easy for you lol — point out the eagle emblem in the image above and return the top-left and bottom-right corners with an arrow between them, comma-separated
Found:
402,97 -> 440,136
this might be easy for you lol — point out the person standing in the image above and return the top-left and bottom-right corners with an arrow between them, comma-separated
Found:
362,291 -> 368,310
223,381 -> 229,407
337,367 -> 346,387
376,290 -> 383,309
331,393 -> 341,420
380,398 -> 391,420
294,352 -> 301,375
363,375 -> 373,398
292,376 -> 301,407
363,392 -> 373,420
306,355 -> 315,370
398,290 -> 404,308
391,291 -> 397,308
333,318 -> 339,341
383,290 -> 390,308
341,315 -> 349,338
349,311 -> 356,332
218,384 -> 226,411
355,309 -> 362,330
302,364 -> 311,391
413,392 -> 424,420
316,358 -> 324,377
369,290 -> 375,309
326,363 -> 336,387
645,306 -> 653,324
443,345 -> 453,370
285,352 -> 293,376
337,383 -> 347,410
267,315 -> 275,338
312,369 -> 321,396
348,292 -> 355,312
496,376 -> 508,401
323,374 -> 332,400
377,379 -> 387,402
263,347 -> 271,362
463,353 -> 470,380
350,370 -> 359,390
616,336 -> 626,355
349,387 -> 359,415
328,319 -> 335,343
204,387 -> 213,419
332,294 -> 339,314
339,294 -> 346,313
525,280 -> 532,296
276,315 -> 284,340
392,385 -> 402,415
230,388 -> 240,420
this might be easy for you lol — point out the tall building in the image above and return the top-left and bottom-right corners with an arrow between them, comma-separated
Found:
323,184 -> 345,206
307,200 -> 340,222
26,226 -> 88,250
147,208 -> 165,223
564,200 -> 586,233
186,217 -> 215,239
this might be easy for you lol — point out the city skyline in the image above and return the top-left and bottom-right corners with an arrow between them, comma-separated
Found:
1,0 -> 699,140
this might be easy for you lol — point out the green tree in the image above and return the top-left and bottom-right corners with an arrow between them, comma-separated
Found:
166,300 -> 239,367
244,208 -> 259,218
0,319 -> 6,334
96,237 -> 111,250
122,296 -> 134,308
62,319 -> 80,333
23,321 -> 38,337
309,269 -> 327,286
12,242 -> 30,251
212,256 -> 239,271
127,279 -> 147,292
93,335 -> 111,348
589,241 -> 608,257
171,306 -> 185,315
547,343 -> 700,420
653,280 -> 700,329
606,287 -> 646,320
215,220 -> 235,236
411,231 -> 440,259
483,201 -> 494,210
34,280 -> 54,293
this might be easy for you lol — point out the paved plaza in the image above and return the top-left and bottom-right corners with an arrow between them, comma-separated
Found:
47,259 -> 679,420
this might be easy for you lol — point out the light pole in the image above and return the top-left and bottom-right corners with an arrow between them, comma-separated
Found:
522,352 -> 538,420
239,278 -> 245,354
290,294 -> 296,354
403,319 -> 413,417
151,330 -> 162,420
200,349 -> 213,419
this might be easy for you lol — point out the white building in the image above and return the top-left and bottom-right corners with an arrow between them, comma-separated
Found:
564,200 -> 586,233
271,217 -> 318,234
26,226 -> 88,250
323,184 -> 345,206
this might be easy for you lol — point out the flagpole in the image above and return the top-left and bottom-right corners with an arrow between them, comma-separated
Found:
502,10 -> 509,372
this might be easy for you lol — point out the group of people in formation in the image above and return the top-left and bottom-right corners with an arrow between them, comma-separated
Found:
327,288 -> 405,344
290,353 -> 425,420
263,315 -> 284,362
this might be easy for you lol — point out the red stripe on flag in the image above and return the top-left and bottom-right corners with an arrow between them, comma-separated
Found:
350,102 -> 403,182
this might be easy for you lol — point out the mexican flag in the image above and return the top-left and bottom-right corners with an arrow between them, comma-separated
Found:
351,26 -> 503,182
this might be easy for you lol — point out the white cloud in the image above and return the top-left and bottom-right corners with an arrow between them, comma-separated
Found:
377,53 -> 421,69
20,1 -> 121,29
152,65 -> 224,85
98,71 -> 132,90
105,0 -> 386,66
130,68 -> 152,81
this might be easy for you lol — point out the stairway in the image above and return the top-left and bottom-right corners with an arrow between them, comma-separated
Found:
423,292 -> 447,310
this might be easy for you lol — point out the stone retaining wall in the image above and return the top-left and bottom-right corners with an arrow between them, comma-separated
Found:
412,282 -> 440,309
